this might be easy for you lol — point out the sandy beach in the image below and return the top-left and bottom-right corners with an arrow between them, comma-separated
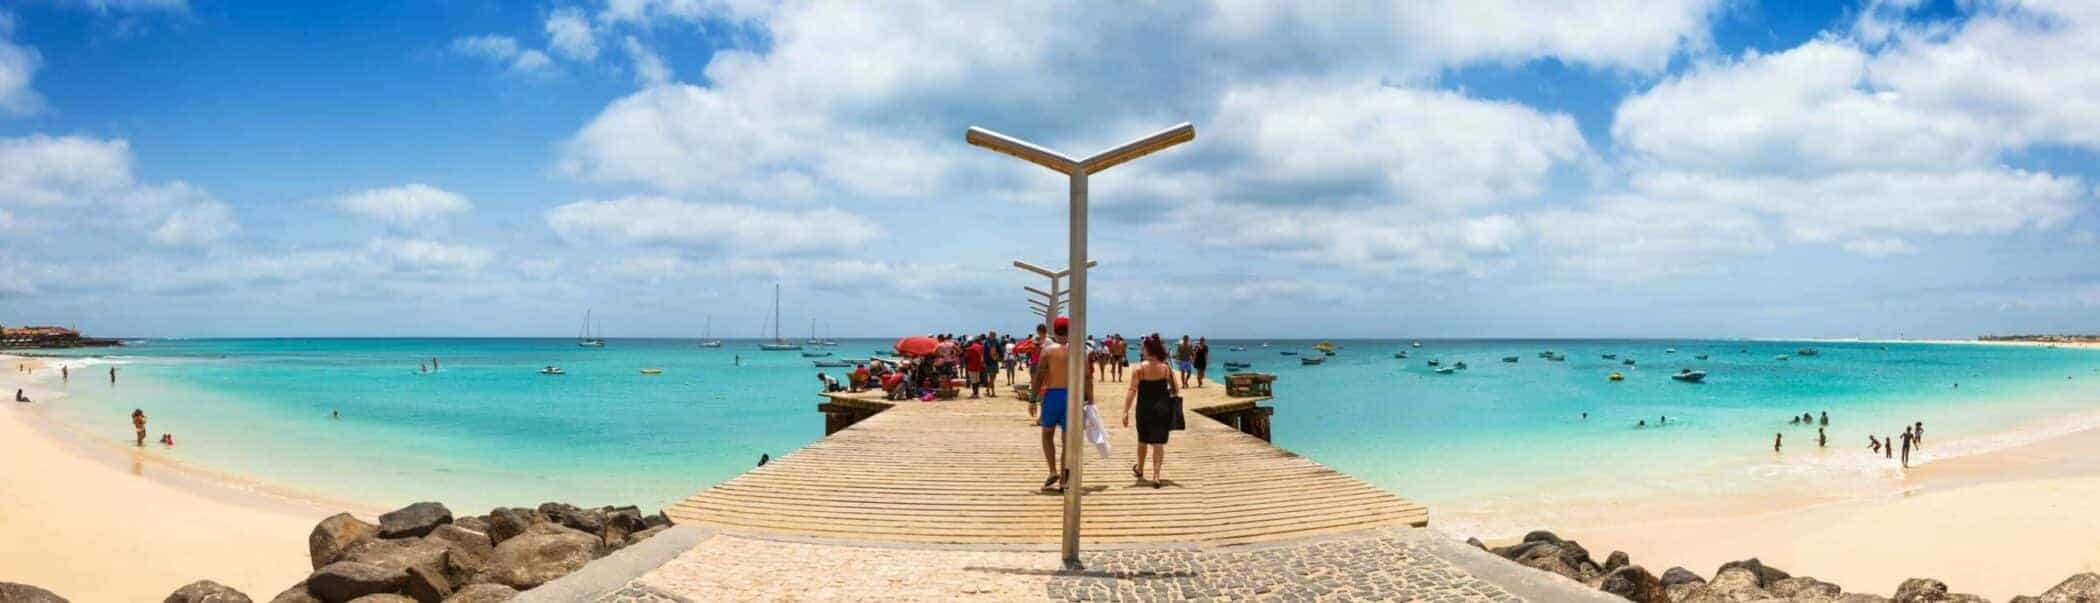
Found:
0,355 -> 350,601
1538,419 -> 2100,600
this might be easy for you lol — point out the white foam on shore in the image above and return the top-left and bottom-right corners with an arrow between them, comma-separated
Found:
1909,406 -> 2100,467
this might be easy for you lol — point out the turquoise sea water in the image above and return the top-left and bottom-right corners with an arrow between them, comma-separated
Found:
23,338 -> 2100,534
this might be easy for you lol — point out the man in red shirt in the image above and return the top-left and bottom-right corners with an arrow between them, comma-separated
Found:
965,337 -> 987,398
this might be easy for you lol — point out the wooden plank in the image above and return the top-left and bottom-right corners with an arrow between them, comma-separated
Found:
671,376 -> 1427,545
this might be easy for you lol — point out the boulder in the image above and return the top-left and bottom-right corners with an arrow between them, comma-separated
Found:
0,583 -> 68,603
1835,595 -> 1893,603
1464,537 -> 1487,551
441,584 -> 517,603
165,580 -> 253,603
1895,578 -> 1949,602
402,565 -> 451,603
452,516 -> 490,535
310,514 -> 379,569
482,523 -> 600,589
1677,567 -> 1769,603
642,512 -> 671,529
422,525 -> 494,585
268,583 -> 321,603
378,503 -> 453,540
485,508 -> 542,546
1660,567 -> 1706,588
1769,576 -> 1843,601
1593,565 -> 1667,603
1716,558 -> 1790,588
599,506 -> 647,547
306,562 -> 408,603
344,539 -> 449,583
1605,550 -> 1631,573
1523,530 -> 1565,544
345,596 -> 416,603
625,525 -> 668,547
1510,542 -> 1587,583
2034,573 -> 2100,602
536,503 -> 603,535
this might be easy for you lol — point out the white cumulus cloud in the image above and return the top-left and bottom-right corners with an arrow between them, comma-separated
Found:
450,35 -> 555,76
545,196 -> 881,255
321,184 -> 473,230
546,9 -> 599,61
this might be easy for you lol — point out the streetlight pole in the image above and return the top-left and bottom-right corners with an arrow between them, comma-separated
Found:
971,123 -> 1194,568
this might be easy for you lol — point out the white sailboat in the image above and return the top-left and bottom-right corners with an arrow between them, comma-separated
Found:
759,285 -> 801,351
700,314 -> 723,348
576,309 -> 605,347
804,318 -> 822,346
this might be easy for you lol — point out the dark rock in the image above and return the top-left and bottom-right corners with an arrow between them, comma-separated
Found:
1660,566 -> 1706,587
1492,540 -> 1550,560
440,584 -> 517,603
1717,558 -> 1789,588
536,502 -> 604,535
1523,530 -> 1565,544
1464,537 -> 1487,551
484,508 -> 542,546
452,516 -> 490,535
1678,567 -> 1768,603
307,562 -> 409,603
2035,573 -> 2100,602
642,512 -> 671,529
422,525 -> 494,586
1605,550 -> 1631,573
1593,565 -> 1667,603
1895,578 -> 1950,602
1769,576 -> 1843,601
344,538 -> 449,583
267,583 -> 321,603
165,580 -> 253,603
1510,543 -> 1586,583
310,514 -> 379,570
482,523 -> 599,589
600,506 -> 647,547
1836,595 -> 1894,603
626,525 -> 668,547
345,596 -> 416,603
0,583 -> 68,603
402,565 -> 451,603
379,503 -> 453,540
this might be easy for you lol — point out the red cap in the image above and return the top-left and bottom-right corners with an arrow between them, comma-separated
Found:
1052,316 -> 1070,334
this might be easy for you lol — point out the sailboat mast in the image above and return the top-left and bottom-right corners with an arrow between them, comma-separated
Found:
773,284 -> 782,343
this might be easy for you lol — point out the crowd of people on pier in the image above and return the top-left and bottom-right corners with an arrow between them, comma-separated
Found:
813,319 -> 1221,492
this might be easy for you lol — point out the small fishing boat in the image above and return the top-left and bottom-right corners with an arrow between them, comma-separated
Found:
1601,353 -> 1617,360
1693,354 -> 1709,360
1426,359 -> 1441,367
1775,355 -> 1790,361
1502,356 -> 1518,363
1537,351 -> 1552,358
1797,347 -> 1819,356
1223,361 -> 1251,370
1608,371 -> 1624,381
1665,348 -> 1678,354
1300,356 -> 1326,366
813,360 -> 855,368
1434,366 -> 1455,374
801,351 -> 833,358
1229,346 -> 1247,352
1314,341 -> 1336,354
1671,369 -> 1707,382
1546,353 -> 1566,362
1622,358 -> 1636,366
1392,352 -> 1408,359
1411,341 -> 1422,348
639,368 -> 663,375
1453,361 -> 1469,370
538,366 -> 565,375
1280,350 -> 1299,356
1261,342 -> 1272,348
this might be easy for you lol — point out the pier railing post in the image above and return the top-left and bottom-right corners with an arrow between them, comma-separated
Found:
970,122 -> 1194,569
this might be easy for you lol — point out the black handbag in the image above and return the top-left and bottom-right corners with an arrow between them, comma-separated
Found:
1168,394 -> 1186,430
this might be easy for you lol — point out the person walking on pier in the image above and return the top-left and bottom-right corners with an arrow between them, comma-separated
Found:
1174,336 -> 1194,388
1123,336 -> 1181,487
1036,317 -> 1081,491
965,336 -> 986,398
1193,337 -> 1210,388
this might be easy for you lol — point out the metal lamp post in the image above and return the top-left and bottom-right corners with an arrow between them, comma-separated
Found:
970,123 -> 1194,568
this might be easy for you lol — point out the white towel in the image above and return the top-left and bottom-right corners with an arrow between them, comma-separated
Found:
1082,404 -> 1112,458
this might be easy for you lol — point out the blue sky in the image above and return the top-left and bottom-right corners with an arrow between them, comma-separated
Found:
1,0 -> 2097,339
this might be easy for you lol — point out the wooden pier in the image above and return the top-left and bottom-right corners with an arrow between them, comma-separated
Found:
666,375 -> 1427,546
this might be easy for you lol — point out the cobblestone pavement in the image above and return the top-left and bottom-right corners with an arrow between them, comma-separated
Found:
1048,532 -> 1520,602
600,529 -> 1531,602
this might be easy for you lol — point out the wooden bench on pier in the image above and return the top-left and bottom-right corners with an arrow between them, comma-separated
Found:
1226,372 -> 1275,398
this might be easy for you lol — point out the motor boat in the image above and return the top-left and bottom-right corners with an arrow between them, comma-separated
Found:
1609,371 -> 1624,381
1797,348 -> 1820,356
1300,356 -> 1326,366
538,366 -> 565,375
1434,366 -> 1455,374
1693,354 -> 1709,360
1672,369 -> 1707,382
639,368 -> 663,375
1601,353 -> 1618,360
1622,359 -> 1636,366
1502,356 -> 1518,363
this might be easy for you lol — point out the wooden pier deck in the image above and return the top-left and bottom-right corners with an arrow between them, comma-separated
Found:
665,375 -> 1427,546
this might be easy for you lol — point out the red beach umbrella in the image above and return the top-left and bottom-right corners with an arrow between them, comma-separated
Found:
895,336 -> 939,357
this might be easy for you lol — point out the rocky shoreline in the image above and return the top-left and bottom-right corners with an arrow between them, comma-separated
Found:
1473,529 -> 2100,602
0,500 -> 673,603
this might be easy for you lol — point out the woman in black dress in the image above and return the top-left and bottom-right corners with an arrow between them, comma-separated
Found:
1122,336 -> 1181,487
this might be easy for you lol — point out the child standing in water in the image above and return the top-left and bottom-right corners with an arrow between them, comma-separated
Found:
131,409 -> 147,447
